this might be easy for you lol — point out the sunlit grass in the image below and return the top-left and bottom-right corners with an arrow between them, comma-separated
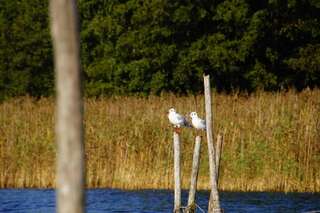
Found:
0,90 -> 319,192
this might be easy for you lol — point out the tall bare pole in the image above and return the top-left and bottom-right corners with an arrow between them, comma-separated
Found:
173,131 -> 181,213
203,75 -> 221,213
50,0 -> 85,213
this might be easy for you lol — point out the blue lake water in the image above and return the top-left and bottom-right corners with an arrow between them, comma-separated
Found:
0,189 -> 319,213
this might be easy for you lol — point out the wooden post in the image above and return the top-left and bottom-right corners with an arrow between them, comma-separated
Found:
204,75 -> 222,213
215,134 -> 223,183
50,1 -> 85,213
186,135 -> 202,213
173,131 -> 181,213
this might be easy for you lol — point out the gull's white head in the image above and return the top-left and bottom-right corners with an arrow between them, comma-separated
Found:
168,108 -> 176,114
190,112 -> 198,118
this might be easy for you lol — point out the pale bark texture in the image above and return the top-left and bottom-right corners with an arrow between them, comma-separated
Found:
49,0 -> 85,213
186,135 -> 202,213
173,131 -> 181,213
204,75 -> 222,213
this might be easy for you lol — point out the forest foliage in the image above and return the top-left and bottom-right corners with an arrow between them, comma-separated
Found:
1,0 -> 320,98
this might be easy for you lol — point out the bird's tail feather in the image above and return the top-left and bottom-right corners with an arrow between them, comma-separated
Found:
184,120 -> 192,128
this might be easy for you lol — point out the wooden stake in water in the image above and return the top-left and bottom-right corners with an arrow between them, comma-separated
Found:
50,1 -> 85,213
186,135 -> 202,213
173,131 -> 181,213
215,134 -> 223,183
203,75 -> 222,213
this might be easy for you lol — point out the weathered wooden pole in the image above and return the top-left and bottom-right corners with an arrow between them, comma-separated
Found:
50,0 -> 85,213
204,75 -> 222,213
173,131 -> 181,213
215,134 -> 224,183
186,135 -> 202,213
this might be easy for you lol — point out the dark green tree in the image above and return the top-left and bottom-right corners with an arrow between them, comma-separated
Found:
0,0 -> 53,99
1,0 -> 319,98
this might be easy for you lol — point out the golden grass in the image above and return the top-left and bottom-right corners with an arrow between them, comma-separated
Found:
0,90 -> 319,192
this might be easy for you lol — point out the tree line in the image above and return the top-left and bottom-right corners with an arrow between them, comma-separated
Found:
1,0 -> 320,99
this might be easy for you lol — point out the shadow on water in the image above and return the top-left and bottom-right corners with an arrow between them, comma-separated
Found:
0,189 -> 319,213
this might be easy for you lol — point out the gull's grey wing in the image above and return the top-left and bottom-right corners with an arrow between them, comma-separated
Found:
176,113 -> 191,127
200,119 -> 206,129
175,113 -> 184,121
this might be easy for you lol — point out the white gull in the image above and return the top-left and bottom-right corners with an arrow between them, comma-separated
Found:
168,108 -> 191,128
189,112 -> 206,130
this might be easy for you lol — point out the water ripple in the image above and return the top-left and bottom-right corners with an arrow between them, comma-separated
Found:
0,189 -> 319,212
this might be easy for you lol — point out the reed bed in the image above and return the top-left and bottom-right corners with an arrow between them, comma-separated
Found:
0,90 -> 319,192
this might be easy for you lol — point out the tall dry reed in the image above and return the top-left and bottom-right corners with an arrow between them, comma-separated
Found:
0,90 -> 319,191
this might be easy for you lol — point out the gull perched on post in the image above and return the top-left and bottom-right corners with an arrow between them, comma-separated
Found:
168,108 -> 191,132
190,112 -> 206,131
